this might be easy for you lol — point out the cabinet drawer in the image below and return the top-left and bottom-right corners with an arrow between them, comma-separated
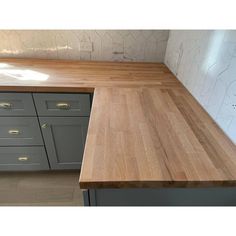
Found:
33,93 -> 91,116
0,117 -> 43,146
0,93 -> 36,116
0,146 -> 49,171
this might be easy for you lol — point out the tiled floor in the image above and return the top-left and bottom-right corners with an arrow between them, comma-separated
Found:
0,171 -> 83,206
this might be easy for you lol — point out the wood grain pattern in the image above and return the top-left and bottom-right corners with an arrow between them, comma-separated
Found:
79,87 -> 236,188
0,59 -> 235,188
0,58 -> 181,92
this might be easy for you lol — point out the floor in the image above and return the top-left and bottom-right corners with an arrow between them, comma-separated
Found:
0,171 -> 84,206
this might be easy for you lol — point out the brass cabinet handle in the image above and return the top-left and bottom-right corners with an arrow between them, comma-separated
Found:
56,102 -> 71,110
18,157 -> 28,161
0,102 -> 12,109
8,129 -> 20,135
41,123 -> 48,129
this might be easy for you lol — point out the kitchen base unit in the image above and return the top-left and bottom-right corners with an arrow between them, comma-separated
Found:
82,188 -> 236,206
0,91 -> 92,171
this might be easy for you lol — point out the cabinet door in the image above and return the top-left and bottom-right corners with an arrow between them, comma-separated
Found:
39,117 -> 89,170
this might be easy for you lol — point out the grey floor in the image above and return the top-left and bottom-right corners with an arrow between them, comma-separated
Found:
0,171 -> 83,206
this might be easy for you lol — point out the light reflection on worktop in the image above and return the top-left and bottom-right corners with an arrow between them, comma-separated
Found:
0,63 -> 49,81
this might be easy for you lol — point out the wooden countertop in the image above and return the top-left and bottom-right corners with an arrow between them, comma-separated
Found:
0,58 -> 180,92
0,58 -> 236,189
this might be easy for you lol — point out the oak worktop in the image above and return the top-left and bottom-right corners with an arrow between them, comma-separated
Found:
0,58 -> 180,92
0,58 -> 236,189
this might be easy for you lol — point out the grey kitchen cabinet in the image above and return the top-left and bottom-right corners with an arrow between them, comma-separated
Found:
0,146 -> 49,171
33,93 -> 91,117
0,93 -> 36,116
84,188 -> 236,206
39,117 -> 89,170
0,117 -> 43,146
0,92 -> 91,171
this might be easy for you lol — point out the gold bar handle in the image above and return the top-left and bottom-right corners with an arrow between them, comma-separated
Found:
56,102 -> 71,110
8,129 -> 20,135
18,157 -> 28,161
0,102 -> 12,109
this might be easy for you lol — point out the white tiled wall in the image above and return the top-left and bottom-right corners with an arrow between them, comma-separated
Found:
0,30 -> 169,62
165,30 -> 236,144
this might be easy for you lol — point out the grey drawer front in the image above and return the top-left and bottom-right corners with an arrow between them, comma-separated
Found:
33,93 -> 91,116
0,93 -> 36,116
39,117 -> 89,170
0,146 -> 49,171
0,117 -> 43,146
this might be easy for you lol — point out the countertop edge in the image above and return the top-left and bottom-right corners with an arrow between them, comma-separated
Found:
79,180 -> 236,189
